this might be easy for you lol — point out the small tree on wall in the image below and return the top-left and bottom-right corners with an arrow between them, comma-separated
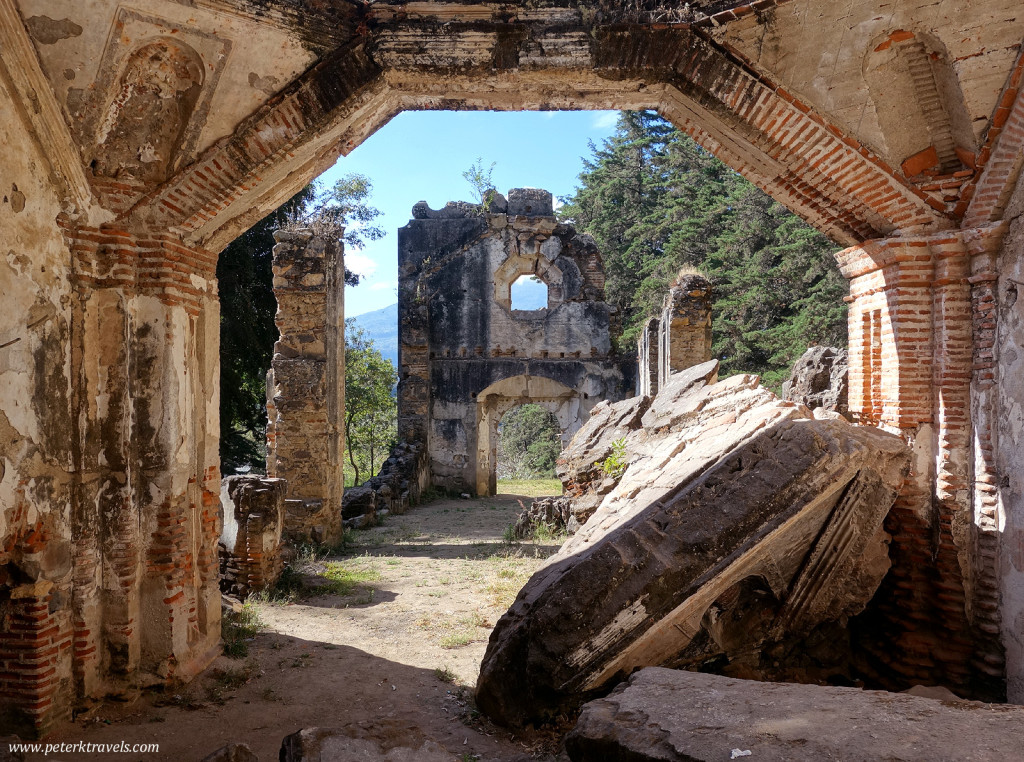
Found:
344,320 -> 398,486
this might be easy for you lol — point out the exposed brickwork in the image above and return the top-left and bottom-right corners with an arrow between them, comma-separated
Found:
838,228 -> 1006,700
219,476 -> 286,600
962,58 -> 1024,224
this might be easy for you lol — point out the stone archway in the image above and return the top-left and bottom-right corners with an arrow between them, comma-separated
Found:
475,375 -> 582,497
4,0 -> 1024,733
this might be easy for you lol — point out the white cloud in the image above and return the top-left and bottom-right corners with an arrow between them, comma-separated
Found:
591,111 -> 619,130
345,252 -> 377,278
552,197 -> 564,211
369,281 -> 395,292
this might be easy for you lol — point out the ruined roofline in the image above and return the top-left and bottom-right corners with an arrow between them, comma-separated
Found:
411,188 -> 556,220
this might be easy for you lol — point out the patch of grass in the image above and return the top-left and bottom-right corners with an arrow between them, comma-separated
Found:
496,478 -> 563,497
307,561 -> 381,597
530,521 -> 564,543
482,558 -> 533,610
440,632 -> 473,649
434,665 -> 457,683
501,523 -> 519,546
418,612 -> 490,649
221,603 -> 264,659
206,660 -> 259,704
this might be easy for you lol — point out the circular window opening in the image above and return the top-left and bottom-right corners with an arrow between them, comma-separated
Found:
510,274 -> 548,311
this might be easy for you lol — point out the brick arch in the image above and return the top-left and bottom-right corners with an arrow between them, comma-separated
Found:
121,23 -> 953,255
864,29 -> 975,177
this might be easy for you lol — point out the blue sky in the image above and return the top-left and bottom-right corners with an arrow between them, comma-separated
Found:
316,110 -> 620,317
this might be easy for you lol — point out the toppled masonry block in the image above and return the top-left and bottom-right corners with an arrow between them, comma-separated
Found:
566,668 -> 1024,762
280,727 -> 453,761
782,345 -> 849,417
219,476 -> 286,600
476,363 -> 910,727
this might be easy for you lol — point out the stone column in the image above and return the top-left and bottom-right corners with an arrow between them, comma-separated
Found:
637,317 -> 660,397
50,226 -> 221,734
837,228 -> 1005,701
657,274 -> 713,390
266,230 -> 345,545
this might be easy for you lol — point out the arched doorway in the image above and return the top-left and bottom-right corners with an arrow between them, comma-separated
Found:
475,375 -> 582,496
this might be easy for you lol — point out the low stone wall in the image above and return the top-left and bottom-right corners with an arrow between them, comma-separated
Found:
219,476 -> 286,600
341,442 -> 431,529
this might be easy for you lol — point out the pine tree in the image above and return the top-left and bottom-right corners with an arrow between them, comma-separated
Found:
561,111 -> 847,387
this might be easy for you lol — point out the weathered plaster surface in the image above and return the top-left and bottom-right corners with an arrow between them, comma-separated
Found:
2,0 -> 1024,733
998,173 -> 1024,701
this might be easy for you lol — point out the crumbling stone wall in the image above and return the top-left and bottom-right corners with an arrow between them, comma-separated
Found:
266,230 -> 345,545
635,275 -> 714,397
397,189 -> 635,495
340,441 -> 430,528
219,476 -> 286,600
4,0 -> 1024,733
636,317 -> 660,397
657,274 -> 713,390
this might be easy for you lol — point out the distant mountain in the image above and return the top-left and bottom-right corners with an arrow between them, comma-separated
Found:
349,302 -> 398,368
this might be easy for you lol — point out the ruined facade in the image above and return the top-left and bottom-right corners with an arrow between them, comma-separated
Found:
0,0 -> 1023,736
397,189 -> 634,495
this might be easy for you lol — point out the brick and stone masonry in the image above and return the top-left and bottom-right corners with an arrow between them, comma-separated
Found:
219,476 -> 286,601
4,0 -> 1024,734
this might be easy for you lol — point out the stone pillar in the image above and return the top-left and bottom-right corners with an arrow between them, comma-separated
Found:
23,225 -> 224,735
657,274 -> 713,390
991,175 -> 1024,701
837,228 -> 1005,701
266,230 -> 345,545
637,317 -> 659,397
220,476 -> 286,599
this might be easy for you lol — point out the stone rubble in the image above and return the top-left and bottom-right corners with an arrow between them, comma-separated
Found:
781,345 -> 850,417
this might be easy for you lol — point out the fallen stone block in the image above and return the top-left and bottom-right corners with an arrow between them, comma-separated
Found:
566,667 -> 1024,762
280,727 -> 454,761
782,345 -> 849,417
476,371 -> 909,727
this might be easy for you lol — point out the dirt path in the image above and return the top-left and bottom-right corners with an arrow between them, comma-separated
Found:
39,493 -> 567,762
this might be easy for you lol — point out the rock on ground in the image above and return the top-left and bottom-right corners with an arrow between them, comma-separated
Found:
567,667 -> 1024,762
200,743 -> 259,762
280,726 -> 455,761
476,364 -> 909,727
